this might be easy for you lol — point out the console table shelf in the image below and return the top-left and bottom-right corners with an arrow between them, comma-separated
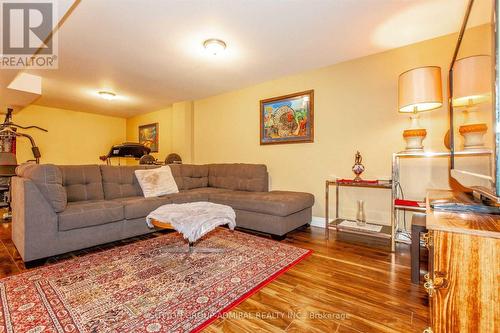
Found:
330,218 -> 392,239
394,203 -> 426,212
325,179 -> 394,251
330,180 -> 392,189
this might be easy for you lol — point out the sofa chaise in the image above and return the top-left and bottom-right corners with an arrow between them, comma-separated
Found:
11,163 -> 314,262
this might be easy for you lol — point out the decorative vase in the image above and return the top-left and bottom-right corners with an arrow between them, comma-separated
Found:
352,151 -> 365,181
356,200 -> 366,226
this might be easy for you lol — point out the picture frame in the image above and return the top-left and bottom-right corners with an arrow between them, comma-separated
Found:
138,123 -> 159,152
260,90 -> 314,145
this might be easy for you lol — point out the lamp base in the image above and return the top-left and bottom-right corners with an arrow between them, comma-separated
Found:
403,128 -> 427,151
459,123 -> 487,150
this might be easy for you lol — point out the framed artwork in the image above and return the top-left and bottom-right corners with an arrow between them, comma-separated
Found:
138,123 -> 159,152
260,90 -> 314,145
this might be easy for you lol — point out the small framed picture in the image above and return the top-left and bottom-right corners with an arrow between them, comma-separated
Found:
138,123 -> 159,152
260,90 -> 314,145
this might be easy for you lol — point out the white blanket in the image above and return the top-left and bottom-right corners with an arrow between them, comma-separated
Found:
146,202 -> 236,243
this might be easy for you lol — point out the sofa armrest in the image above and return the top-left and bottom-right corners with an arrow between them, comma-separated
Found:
15,163 -> 67,212
11,176 -> 58,262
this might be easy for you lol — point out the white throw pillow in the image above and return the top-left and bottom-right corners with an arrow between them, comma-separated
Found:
135,166 -> 179,198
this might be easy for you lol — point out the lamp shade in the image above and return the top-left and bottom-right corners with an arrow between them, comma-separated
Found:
398,66 -> 443,113
452,55 -> 492,107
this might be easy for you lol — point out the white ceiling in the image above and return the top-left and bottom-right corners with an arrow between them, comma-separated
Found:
3,0 -> 487,118
0,0 -> 77,113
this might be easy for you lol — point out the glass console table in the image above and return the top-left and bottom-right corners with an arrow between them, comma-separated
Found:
325,149 -> 493,253
325,179 -> 394,251
391,149 -> 492,244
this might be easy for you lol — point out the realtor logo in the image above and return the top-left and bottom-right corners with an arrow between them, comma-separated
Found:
0,0 -> 58,68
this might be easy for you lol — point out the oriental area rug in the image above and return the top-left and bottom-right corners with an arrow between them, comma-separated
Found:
0,229 -> 311,332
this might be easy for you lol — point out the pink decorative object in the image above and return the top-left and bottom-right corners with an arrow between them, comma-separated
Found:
352,151 -> 365,181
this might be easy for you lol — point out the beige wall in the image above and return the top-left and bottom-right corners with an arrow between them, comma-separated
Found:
14,105 -> 125,165
120,25 -> 491,223
126,102 -> 194,164
172,101 -> 194,163
126,107 -> 173,162
193,25 -> 492,222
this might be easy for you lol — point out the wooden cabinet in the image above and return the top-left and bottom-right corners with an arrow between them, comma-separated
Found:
425,190 -> 499,333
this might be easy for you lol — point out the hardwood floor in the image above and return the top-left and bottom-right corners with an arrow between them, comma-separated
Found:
0,222 -> 429,332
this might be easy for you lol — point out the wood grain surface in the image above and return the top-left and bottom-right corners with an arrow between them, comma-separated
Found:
430,230 -> 499,332
426,190 -> 499,333
426,190 -> 500,238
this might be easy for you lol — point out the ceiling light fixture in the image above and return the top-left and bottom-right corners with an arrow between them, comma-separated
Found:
203,39 -> 226,55
98,91 -> 116,100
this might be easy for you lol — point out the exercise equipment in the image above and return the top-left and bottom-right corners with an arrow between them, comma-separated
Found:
0,108 -> 47,220
139,154 -> 157,165
0,108 -> 46,164
165,153 -> 182,164
100,142 -> 151,165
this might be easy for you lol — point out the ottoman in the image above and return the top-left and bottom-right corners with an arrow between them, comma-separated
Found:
146,201 -> 236,252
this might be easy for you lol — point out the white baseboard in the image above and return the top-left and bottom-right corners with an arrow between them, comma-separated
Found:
310,216 -> 331,228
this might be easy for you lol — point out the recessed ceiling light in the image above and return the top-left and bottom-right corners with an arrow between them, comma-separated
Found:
98,91 -> 116,100
203,39 -> 226,55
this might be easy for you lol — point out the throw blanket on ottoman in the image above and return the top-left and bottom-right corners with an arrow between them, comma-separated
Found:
146,202 -> 236,242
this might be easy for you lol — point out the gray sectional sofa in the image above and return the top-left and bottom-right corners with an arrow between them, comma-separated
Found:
11,163 -> 314,262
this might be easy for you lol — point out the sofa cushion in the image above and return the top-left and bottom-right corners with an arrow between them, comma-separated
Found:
208,164 -> 268,192
58,200 -> 124,231
209,190 -> 314,217
169,164 -> 208,190
59,165 -> 104,202
116,189 -> 213,220
113,196 -> 171,220
163,190 -> 210,204
179,187 -> 231,195
100,165 -> 160,199
15,163 -> 67,212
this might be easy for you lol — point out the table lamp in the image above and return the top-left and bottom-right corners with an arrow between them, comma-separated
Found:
452,55 -> 491,150
398,66 -> 443,151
